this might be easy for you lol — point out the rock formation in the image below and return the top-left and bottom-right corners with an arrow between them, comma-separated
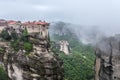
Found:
95,35 -> 120,80
0,41 -> 63,80
59,40 -> 70,55
0,20 -> 63,80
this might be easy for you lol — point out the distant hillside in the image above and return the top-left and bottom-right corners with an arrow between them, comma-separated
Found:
49,21 -> 105,45
49,21 -> 95,80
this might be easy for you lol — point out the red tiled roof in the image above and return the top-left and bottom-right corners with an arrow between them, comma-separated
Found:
23,22 -> 29,25
34,21 -> 49,25
22,21 -> 49,26
7,20 -> 17,25
22,21 -> 34,26
0,20 -> 50,27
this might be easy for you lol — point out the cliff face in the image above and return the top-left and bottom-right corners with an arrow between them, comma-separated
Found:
0,21 -> 63,80
95,35 -> 120,80
0,36 -> 63,80
59,40 -> 70,55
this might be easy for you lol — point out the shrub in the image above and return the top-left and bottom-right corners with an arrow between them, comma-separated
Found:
10,40 -> 20,51
1,30 -> 11,41
0,48 -> 4,53
21,27 -> 29,42
11,30 -> 17,40
23,42 -> 33,53
0,66 -> 9,80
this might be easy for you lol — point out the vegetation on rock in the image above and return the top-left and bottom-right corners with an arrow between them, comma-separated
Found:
1,28 -> 33,53
0,65 -> 9,80
1,29 -> 11,41
23,42 -> 33,53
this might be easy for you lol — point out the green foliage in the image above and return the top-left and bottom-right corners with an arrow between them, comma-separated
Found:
21,27 -> 28,42
0,27 -> 32,54
9,27 -> 33,54
59,52 -> 94,80
0,66 -> 9,80
11,40 -> 33,53
51,27 -> 95,80
23,42 -> 33,53
23,27 -> 28,36
0,48 -> 4,51
10,39 -> 20,51
1,30 -> 11,41
53,45 -> 94,80
11,30 -> 17,40
0,47 -> 4,53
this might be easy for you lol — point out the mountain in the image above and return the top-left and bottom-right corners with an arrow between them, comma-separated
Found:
49,21 -> 105,45
49,21 -> 95,80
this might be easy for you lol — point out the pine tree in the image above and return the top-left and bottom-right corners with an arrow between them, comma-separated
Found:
22,27 -> 28,41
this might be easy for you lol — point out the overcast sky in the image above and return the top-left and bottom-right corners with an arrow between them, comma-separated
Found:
0,0 -> 120,35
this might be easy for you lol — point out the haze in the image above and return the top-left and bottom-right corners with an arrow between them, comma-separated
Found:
0,0 -> 120,36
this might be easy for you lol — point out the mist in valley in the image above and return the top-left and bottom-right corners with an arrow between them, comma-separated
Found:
49,21 -> 107,45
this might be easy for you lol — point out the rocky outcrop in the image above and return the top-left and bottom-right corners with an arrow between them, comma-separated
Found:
0,39 -> 63,80
95,35 -> 120,80
0,20 -> 63,80
59,40 -> 70,55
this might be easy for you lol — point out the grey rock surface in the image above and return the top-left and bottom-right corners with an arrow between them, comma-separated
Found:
95,35 -> 120,80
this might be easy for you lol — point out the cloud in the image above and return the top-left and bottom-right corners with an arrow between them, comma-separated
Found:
33,5 -> 51,11
0,0 -> 120,36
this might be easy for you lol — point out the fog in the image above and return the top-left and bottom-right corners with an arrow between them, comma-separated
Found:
50,22 -> 106,45
0,0 -> 120,36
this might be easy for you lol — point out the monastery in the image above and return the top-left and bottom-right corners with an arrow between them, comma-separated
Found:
0,19 -> 49,31
0,19 -> 50,39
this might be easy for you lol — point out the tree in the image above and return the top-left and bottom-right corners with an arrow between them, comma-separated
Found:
23,27 -> 28,36
11,30 -> 17,40
10,39 -> 20,51
1,30 -> 11,41
21,27 -> 29,41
